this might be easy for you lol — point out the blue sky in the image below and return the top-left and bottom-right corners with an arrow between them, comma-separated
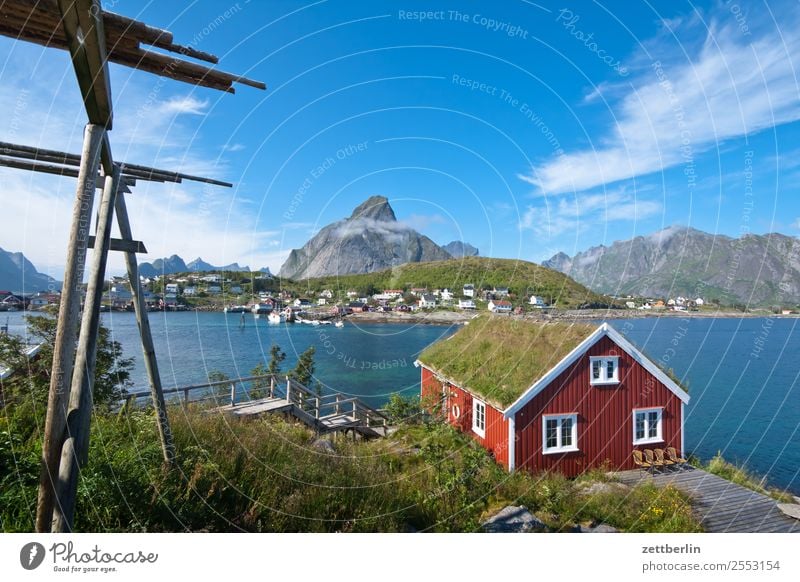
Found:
1,0 -> 799,278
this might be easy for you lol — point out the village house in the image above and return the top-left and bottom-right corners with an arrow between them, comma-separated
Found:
493,286 -> 510,297
488,299 -> 512,313
206,285 -> 221,295
462,284 -> 475,298
346,290 -> 359,299
165,283 -> 179,295
183,286 -> 197,296
416,318 -> 690,476
293,298 -> 312,308
410,287 -> 427,296
440,288 -> 454,301
348,301 -> 367,313
528,295 -> 546,308
458,299 -> 476,310
318,289 -> 334,299
418,294 -> 437,309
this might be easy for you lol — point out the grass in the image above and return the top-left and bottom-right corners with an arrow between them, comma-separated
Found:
292,257 -> 619,309
0,404 -> 702,533
702,452 -> 795,503
419,316 -> 596,408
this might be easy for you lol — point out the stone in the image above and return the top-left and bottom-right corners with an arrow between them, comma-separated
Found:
591,523 -> 619,533
776,503 -> 800,520
575,481 -> 631,497
311,438 -> 336,454
482,505 -> 547,533
793,496 -> 800,505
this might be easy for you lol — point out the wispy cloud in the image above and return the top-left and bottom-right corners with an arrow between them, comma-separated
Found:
519,187 -> 662,237
0,41 -> 281,275
522,10 -> 800,195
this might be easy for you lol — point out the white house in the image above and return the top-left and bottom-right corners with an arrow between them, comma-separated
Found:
165,283 -> 179,294
493,287 -> 510,297
528,295 -> 546,307
201,274 -> 222,283
462,284 -> 475,298
458,299 -> 476,310
319,289 -> 333,299
317,297 -> 328,306
206,285 -> 221,294
228,285 -> 243,295
441,288 -> 454,301
695,297 -> 705,306
419,294 -> 437,309
488,300 -> 512,313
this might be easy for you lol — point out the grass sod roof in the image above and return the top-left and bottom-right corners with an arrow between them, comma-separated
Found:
419,316 -> 597,409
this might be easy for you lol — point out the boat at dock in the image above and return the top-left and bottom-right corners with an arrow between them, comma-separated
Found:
267,311 -> 283,324
224,305 -> 248,313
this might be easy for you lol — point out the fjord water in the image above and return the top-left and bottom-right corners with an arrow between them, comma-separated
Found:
618,316 -> 800,496
4,312 -> 798,494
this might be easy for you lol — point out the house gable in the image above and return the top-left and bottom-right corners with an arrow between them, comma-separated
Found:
503,323 -> 689,419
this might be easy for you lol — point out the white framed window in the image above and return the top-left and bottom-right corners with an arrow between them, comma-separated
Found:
472,398 -> 486,437
633,408 -> 663,445
590,356 -> 619,385
542,413 -> 578,454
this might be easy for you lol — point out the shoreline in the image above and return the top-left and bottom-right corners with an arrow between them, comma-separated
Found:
344,308 -> 799,325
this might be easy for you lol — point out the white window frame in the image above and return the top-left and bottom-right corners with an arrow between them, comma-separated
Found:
632,408 -> 663,445
589,356 -> 620,385
542,413 -> 579,454
472,398 -> 486,438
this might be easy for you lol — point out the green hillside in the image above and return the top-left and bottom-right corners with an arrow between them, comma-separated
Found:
287,257 -> 618,309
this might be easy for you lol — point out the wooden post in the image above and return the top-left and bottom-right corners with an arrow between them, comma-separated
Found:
36,123 -> 104,533
315,397 -> 320,419
269,376 -> 275,398
183,388 -> 189,405
51,165 -> 120,532
286,376 -> 291,403
114,191 -> 175,466
335,393 -> 341,415
230,382 -> 236,407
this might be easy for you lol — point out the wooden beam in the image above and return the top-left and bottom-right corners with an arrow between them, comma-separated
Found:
56,0 -> 114,128
36,123 -> 104,533
87,236 -> 147,254
114,191 -> 175,466
52,165 -> 121,532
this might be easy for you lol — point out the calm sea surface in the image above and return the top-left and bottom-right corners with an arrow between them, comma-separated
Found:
3,312 -> 798,494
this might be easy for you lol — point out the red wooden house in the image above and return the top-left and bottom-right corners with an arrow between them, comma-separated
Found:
416,318 -> 690,476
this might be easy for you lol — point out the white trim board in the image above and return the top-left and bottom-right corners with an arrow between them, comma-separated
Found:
503,323 -> 690,419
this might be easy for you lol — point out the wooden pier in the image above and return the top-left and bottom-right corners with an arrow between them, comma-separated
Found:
123,375 -> 390,439
617,467 -> 800,533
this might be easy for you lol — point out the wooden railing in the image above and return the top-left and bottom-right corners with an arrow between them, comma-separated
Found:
121,374 -> 390,430
121,374 -> 280,408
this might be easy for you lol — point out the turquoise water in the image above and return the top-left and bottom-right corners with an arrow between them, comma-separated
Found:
3,312 -> 798,494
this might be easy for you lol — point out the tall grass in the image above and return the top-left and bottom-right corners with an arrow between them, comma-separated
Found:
704,452 -> 794,503
1,407 -> 702,532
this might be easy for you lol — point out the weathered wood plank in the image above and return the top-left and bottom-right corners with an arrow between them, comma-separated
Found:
615,468 -> 799,533
87,236 -> 147,254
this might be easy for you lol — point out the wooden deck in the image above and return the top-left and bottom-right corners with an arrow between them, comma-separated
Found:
616,467 -> 800,533
124,374 -> 390,438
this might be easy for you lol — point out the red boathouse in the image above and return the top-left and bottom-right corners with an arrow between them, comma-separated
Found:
416,317 -> 690,476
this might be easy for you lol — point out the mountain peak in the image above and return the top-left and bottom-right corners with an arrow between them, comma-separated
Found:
348,195 -> 396,222
279,196 -> 452,279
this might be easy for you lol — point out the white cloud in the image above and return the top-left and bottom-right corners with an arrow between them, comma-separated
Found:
523,12 -> 800,195
519,187 -> 662,237
0,41 -> 281,276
